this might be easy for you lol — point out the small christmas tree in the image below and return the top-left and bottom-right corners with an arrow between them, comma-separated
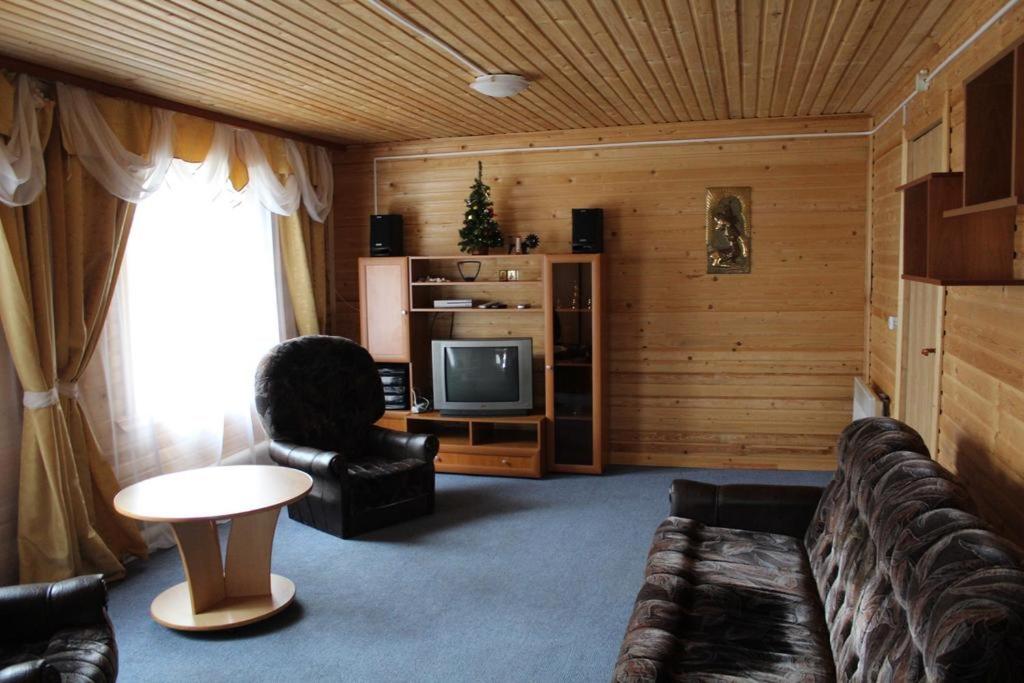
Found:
458,161 -> 503,253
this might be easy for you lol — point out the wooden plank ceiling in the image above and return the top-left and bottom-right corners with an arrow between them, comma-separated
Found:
0,0 -> 965,144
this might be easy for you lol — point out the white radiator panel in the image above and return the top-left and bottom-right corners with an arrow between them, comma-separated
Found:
853,377 -> 885,420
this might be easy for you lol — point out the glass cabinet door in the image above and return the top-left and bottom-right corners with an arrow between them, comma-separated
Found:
545,255 -> 603,473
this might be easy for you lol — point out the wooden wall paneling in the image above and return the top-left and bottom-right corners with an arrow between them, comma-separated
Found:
866,3 -> 1024,546
334,119 -> 869,471
938,286 -> 1024,543
867,115 -> 904,398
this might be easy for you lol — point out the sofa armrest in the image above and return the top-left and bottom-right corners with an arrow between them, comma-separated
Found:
365,426 -> 439,465
268,441 -> 343,479
670,479 -> 826,539
0,575 -> 107,643
0,660 -> 59,683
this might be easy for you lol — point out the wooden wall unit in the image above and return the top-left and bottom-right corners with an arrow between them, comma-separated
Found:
334,116 -> 870,471
866,3 -> 1024,545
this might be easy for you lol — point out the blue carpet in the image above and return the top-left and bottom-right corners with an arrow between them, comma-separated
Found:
108,466 -> 832,682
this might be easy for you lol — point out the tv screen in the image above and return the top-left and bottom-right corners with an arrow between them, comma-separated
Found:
444,346 -> 519,402
431,338 -> 533,415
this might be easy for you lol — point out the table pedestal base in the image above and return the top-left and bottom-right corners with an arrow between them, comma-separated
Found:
150,574 -> 295,631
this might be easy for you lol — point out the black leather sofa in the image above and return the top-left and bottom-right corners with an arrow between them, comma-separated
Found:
614,417 -> 1024,681
0,574 -> 117,682
255,335 -> 438,539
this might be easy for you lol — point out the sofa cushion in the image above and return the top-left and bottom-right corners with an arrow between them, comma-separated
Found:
0,625 -> 117,683
346,457 -> 432,510
804,417 -> 1024,681
614,517 -> 834,682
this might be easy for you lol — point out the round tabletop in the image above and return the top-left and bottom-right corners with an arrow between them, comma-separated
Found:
114,465 -> 312,523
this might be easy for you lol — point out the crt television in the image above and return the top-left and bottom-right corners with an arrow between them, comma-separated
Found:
431,339 -> 533,416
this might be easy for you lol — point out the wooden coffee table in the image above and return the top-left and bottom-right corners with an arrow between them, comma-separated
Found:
114,465 -> 312,631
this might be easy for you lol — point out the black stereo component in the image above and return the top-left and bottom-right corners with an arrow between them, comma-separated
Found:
370,214 -> 404,257
377,364 -> 409,410
571,208 -> 603,253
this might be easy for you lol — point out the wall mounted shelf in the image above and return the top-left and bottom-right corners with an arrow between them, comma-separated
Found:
896,43 -> 1024,287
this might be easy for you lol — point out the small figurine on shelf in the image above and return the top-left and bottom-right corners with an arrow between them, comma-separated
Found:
569,283 -> 580,310
522,233 -> 540,254
508,236 -> 523,254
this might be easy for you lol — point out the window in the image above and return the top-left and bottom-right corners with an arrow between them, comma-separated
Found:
84,162 -> 282,489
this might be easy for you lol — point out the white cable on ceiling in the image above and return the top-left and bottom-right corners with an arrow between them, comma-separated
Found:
369,0 -> 1020,212
363,0 -> 487,77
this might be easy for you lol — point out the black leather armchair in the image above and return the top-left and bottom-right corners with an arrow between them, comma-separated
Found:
670,479 -> 826,539
255,335 -> 438,539
0,574 -> 117,683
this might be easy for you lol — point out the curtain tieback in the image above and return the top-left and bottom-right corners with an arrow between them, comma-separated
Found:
23,387 -> 59,409
57,382 -> 80,399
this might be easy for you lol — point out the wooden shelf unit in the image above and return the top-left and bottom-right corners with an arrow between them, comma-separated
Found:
359,254 -> 606,477
401,411 -> 545,479
896,46 -> 1024,287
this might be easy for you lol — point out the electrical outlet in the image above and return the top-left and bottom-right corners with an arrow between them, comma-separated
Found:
887,316 -> 899,331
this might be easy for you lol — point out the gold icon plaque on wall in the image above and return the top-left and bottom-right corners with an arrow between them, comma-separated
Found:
705,187 -> 751,274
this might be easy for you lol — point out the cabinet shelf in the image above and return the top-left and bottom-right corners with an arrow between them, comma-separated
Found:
409,254 -> 543,261
899,171 -> 1019,284
411,280 -> 542,286
410,307 -> 543,313
942,196 -> 1019,218
902,274 -> 1024,286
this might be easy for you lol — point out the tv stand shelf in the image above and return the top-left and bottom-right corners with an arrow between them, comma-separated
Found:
400,411 -> 545,479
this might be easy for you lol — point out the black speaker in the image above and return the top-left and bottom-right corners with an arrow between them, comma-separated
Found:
370,214 -> 403,256
571,208 -> 603,253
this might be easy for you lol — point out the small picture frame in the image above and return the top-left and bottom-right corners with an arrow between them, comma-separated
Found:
498,269 -> 508,281
507,269 -> 519,281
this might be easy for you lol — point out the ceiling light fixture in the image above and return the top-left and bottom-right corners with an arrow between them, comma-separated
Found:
365,0 -> 531,98
469,74 -> 531,98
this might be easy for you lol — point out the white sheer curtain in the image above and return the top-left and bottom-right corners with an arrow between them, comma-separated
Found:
54,81 -> 333,217
0,75 -> 46,207
81,159 -> 283,548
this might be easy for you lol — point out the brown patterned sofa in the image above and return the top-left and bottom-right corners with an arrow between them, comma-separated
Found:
614,417 -> 1024,682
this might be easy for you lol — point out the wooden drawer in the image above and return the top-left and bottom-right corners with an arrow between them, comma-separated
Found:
434,450 -> 541,479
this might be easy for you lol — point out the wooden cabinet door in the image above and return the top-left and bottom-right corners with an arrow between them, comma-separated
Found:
544,254 -> 605,474
359,257 -> 409,361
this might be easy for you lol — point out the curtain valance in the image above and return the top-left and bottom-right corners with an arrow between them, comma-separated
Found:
0,75 -> 47,207
0,74 -> 333,220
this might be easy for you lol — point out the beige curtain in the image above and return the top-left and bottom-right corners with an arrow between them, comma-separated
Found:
49,129 -> 148,565
0,109 -> 126,582
278,208 -> 330,335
